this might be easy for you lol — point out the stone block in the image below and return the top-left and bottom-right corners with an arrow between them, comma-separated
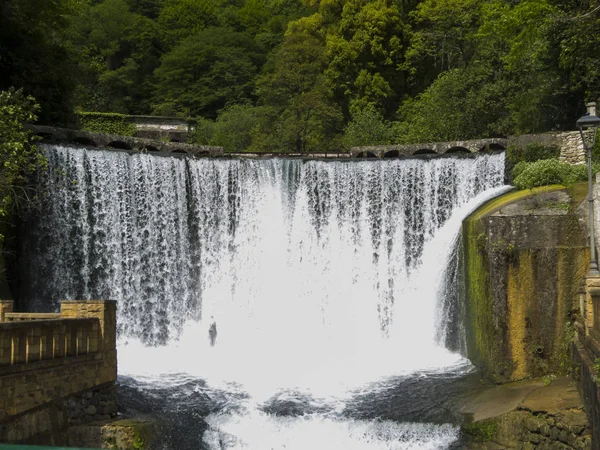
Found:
0,300 -> 14,322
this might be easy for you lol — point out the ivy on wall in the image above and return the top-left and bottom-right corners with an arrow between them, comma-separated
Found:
77,112 -> 136,136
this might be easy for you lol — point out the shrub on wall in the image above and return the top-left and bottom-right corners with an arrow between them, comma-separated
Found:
77,112 -> 136,136
507,142 -> 560,165
507,142 -> 561,184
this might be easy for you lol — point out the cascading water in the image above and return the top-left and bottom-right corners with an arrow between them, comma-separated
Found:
20,144 -> 508,449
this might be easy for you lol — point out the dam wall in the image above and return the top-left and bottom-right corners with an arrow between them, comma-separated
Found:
462,187 -> 589,383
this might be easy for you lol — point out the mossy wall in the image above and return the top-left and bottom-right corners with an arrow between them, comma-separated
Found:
463,187 -> 588,383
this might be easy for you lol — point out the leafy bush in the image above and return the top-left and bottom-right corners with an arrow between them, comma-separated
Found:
77,112 -> 136,136
507,142 -> 561,183
343,109 -> 394,148
188,117 -> 215,146
513,159 -> 598,190
512,161 -> 530,180
0,88 -> 44,245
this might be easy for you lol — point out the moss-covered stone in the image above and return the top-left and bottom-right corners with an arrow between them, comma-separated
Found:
463,419 -> 498,441
462,377 -> 591,449
102,419 -> 154,450
463,187 -> 588,383
68,417 -> 156,450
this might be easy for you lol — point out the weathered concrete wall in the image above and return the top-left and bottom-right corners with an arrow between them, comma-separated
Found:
463,187 -> 589,383
0,300 -> 117,444
128,115 -> 190,142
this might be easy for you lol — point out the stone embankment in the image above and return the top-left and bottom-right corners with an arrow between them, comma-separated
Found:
463,377 -> 591,449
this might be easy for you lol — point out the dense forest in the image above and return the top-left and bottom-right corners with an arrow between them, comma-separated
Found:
1,0 -> 600,152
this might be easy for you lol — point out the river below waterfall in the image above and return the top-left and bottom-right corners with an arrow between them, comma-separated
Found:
19,145 -> 508,449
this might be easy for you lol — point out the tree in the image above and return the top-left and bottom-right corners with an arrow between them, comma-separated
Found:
396,66 -> 513,143
65,0 -> 162,113
255,20 -> 343,152
325,0 -> 408,118
153,27 -> 264,118
0,88 -> 44,246
0,0 -> 79,125
157,0 -> 223,49
343,108 -> 394,147
210,104 -> 265,152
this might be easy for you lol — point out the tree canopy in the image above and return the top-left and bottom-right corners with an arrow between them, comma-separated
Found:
1,0 -> 600,151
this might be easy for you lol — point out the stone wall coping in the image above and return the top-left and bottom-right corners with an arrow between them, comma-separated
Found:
0,317 -> 97,330
4,312 -> 61,321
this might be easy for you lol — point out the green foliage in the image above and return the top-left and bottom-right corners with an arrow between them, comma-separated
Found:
594,358 -> 600,382
462,419 -> 497,441
0,0 -> 79,125
254,26 -> 343,152
188,118 -> 216,146
396,66 -> 513,143
557,321 -> 577,375
77,112 -> 137,136
325,0 -> 408,117
0,88 -> 45,246
343,109 -> 395,148
507,142 -> 561,182
512,159 -> 598,190
211,104 -> 264,153
542,374 -> 557,386
153,27 -> 264,118
132,435 -> 144,450
3,0 -> 600,147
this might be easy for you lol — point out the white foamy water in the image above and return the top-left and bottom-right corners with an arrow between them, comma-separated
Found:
22,146 -> 507,449
203,410 -> 460,450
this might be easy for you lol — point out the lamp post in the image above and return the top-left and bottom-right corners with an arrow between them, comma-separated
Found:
577,102 -> 600,276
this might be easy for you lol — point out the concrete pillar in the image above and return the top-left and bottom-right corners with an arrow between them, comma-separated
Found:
60,300 -> 116,352
0,300 -> 14,322
585,276 -> 600,340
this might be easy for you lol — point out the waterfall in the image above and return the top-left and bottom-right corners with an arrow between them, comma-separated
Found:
20,144 -> 506,386
19,145 -> 507,447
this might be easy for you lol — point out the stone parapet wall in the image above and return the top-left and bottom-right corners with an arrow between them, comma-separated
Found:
507,131 -> 586,165
0,300 -> 117,445
574,334 -> 600,450
577,276 -> 600,450
350,137 -> 508,158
